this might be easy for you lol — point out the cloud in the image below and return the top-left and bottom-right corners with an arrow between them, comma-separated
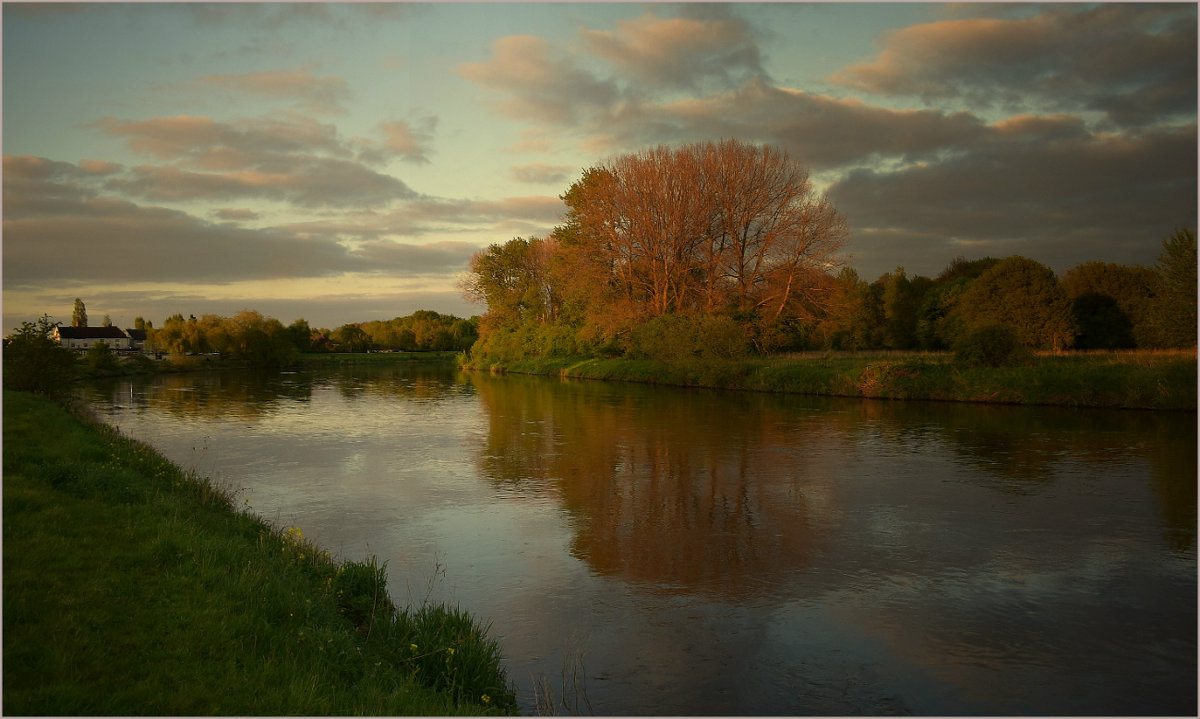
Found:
350,240 -> 481,276
458,7 -> 770,133
213,208 -> 260,222
274,195 -> 565,241
509,162 -> 575,185
352,117 -> 438,165
77,159 -> 124,176
457,35 -> 619,125
89,113 -> 350,167
2,191 -> 362,288
827,123 -> 1198,278
581,10 -> 767,93
579,78 -> 988,170
829,4 -> 1197,127
1,155 -> 481,289
106,158 -> 414,208
87,114 -> 415,208
195,67 -> 351,114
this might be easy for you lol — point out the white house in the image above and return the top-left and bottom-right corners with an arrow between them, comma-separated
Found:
53,326 -> 133,351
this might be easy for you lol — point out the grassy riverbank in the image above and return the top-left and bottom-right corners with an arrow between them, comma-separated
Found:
462,350 -> 1197,411
2,390 -> 517,715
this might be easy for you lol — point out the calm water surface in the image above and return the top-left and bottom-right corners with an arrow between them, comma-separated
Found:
81,363 -> 1197,715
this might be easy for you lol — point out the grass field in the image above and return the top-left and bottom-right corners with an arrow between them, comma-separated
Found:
462,349 -> 1197,411
2,389 -> 517,716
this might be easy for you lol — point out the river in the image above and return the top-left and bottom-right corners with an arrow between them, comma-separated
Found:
80,362 -> 1197,716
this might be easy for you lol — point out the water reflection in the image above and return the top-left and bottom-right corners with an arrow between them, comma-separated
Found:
469,372 -> 1197,598
80,366 -> 1197,715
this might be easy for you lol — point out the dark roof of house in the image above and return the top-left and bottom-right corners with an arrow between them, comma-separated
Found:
125,328 -> 148,341
57,326 -> 129,339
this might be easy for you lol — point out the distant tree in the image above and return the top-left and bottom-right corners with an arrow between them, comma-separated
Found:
957,256 -> 1075,351
133,317 -> 147,330
450,318 -> 479,350
914,277 -> 972,350
936,256 -> 1000,284
286,318 -> 313,351
820,267 -> 883,350
3,315 -> 77,396
333,323 -> 370,353
1061,261 -> 1157,348
1150,227 -> 1197,348
102,314 -> 113,327
72,298 -> 88,328
874,267 -> 930,349
1071,292 -> 1135,349
147,314 -> 187,355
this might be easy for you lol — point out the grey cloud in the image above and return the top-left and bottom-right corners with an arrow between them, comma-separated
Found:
829,4 -> 1197,128
2,155 -> 103,215
2,193 -> 365,288
581,10 -> 767,93
407,196 -> 566,226
827,123 -> 1198,278
103,154 -> 414,209
213,207 -> 260,222
90,114 -> 350,167
350,240 -> 480,276
275,195 -> 565,241
602,79 -> 989,170
510,163 -> 575,185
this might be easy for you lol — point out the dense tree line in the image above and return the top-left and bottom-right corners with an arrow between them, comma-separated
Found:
147,310 -> 302,366
144,309 -> 477,360
464,139 -> 1196,362
346,310 -> 478,353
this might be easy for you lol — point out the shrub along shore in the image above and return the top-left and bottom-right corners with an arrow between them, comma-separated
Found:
461,350 -> 1197,411
2,389 -> 518,716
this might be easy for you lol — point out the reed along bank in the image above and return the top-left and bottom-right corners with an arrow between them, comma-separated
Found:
461,350 -> 1197,411
2,389 -> 517,716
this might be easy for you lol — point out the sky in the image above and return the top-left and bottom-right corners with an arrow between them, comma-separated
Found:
2,2 -> 1196,332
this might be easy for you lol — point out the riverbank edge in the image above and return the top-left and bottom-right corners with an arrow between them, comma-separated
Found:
1,389 -> 518,715
461,351 -> 1197,411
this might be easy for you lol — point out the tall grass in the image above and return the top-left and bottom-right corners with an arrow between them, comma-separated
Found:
2,389 -> 517,715
465,350 -> 1196,410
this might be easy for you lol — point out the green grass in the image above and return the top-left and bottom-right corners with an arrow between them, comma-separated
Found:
463,350 -> 1197,410
2,390 -> 517,716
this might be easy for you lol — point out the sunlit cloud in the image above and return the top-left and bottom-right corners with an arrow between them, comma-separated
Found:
828,3 -> 1197,127
195,66 -> 352,115
581,10 -> 767,93
457,34 -> 619,125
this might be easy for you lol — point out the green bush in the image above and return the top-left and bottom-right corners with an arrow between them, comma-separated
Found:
86,341 -> 121,373
3,316 -> 78,397
628,313 -> 750,362
954,323 -> 1028,367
